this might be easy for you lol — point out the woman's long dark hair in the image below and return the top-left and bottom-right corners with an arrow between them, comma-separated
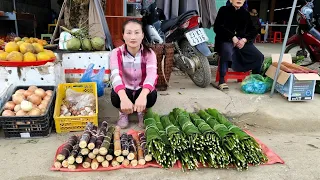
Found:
122,19 -> 151,55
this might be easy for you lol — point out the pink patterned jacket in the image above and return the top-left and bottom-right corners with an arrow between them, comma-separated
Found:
110,45 -> 158,93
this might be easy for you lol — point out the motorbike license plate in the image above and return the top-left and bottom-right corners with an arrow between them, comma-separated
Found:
185,28 -> 209,46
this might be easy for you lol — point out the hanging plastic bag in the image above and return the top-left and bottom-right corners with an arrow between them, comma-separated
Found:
241,74 -> 273,94
80,63 -> 105,97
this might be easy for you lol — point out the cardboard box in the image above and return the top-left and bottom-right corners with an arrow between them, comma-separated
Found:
266,54 -> 320,101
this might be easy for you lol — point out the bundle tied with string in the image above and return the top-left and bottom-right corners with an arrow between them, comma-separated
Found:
148,43 -> 174,91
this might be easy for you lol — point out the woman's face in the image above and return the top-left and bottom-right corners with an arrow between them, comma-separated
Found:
123,22 -> 144,49
230,0 -> 245,9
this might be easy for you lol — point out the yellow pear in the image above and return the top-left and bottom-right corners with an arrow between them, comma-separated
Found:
5,42 -> 19,53
20,43 -> 35,54
44,50 -> 56,59
16,41 -> 24,46
37,52 -> 50,61
0,51 -> 9,60
32,43 -> 44,53
14,37 -> 21,42
6,51 -> 23,62
23,52 -> 37,62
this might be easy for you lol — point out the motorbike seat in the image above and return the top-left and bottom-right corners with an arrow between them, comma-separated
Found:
161,10 -> 198,32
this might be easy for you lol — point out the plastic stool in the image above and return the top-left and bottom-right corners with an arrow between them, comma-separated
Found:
215,57 -> 251,83
273,31 -> 282,43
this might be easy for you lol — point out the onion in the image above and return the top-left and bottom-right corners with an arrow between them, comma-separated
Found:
27,94 -> 42,105
34,88 -> 46,98
38,104 -> 47,113
15,89 -> 25,95
23,90 -> 33,97
28,85 -> 38,92
28,108 -> 41,116
4,101 -> 15,111
20,100 -> 33,112
2,110 -> 15,116
12,94 -> 25,104
41,99 -> 50,107
46,90 -> 53,97
14,104 -> 21,112
43,95 -> 51,101
16,110 -> 27,116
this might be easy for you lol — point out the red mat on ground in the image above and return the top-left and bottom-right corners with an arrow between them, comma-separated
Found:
51,130 -> 284,172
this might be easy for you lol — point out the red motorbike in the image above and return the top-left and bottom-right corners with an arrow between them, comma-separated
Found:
285,0 -> 320,66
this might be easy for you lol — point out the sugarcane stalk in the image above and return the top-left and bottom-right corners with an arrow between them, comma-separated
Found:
67,144 -> 80,165
79,123 -> 95,148
99,126 -> 115,155
139,132 -> 153,162
88,152 -> 96,159
54,161 -> 62,169
88,136 -> 97,150
116,155 -> 124,163
127,135 -> 136,160
120,133 -> 129,156
62,160 -> 68,168
82,157 -> 92,168
80,148 -> 89,156
133,134 -> 146,165
75,154 -> 83,164
96,155 -> 105,163
68,164 -> 77,170
56,135 -> 78,161
102,160 -> 109,167
122,159 -> 130,166
106,154 -> 113,161
91,158 -> 99,170
111,157 -> 120,167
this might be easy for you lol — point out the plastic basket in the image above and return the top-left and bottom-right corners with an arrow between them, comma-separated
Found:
53,82 -> 98,133
0,86 -> 56,138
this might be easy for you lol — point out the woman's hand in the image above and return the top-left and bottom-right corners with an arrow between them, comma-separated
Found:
236,38 -> 247,49
232,36 -> 239,47
118,90 -> 134,114
120,97 -> 134,114
134,88 -> 150,113
134,95 -> 147,113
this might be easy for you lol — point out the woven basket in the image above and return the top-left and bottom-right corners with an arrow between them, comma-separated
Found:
149,43 -> 175,91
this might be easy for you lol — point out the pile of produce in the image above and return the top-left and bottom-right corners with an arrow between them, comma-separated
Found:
59,88 -> 96,117
271,62 -> 318,73
144,108 -> 268,171
1,86 -> 53,117
0,37 -> 55,62
61,26 -> 105,51
54,122 -> 153,170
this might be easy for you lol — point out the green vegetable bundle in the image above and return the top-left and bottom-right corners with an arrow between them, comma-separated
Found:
154,113 -> 178,168
198,110 -> 238,150
160,115 -> 188,152
144,110 -> 166,166
189,113 -> 230,168
207,108 -> 268,166
172,108 -> 203,150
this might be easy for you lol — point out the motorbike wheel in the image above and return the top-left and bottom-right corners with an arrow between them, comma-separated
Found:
179,40 -> 211,88
285,44 -> 315,66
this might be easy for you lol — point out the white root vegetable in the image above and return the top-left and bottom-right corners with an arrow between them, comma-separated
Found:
20,100 -> 33,112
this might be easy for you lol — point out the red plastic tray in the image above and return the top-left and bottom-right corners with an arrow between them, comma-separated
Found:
0,57 -> 56,67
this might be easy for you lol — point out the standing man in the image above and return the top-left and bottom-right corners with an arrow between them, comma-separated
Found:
250,9 -> 261,35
